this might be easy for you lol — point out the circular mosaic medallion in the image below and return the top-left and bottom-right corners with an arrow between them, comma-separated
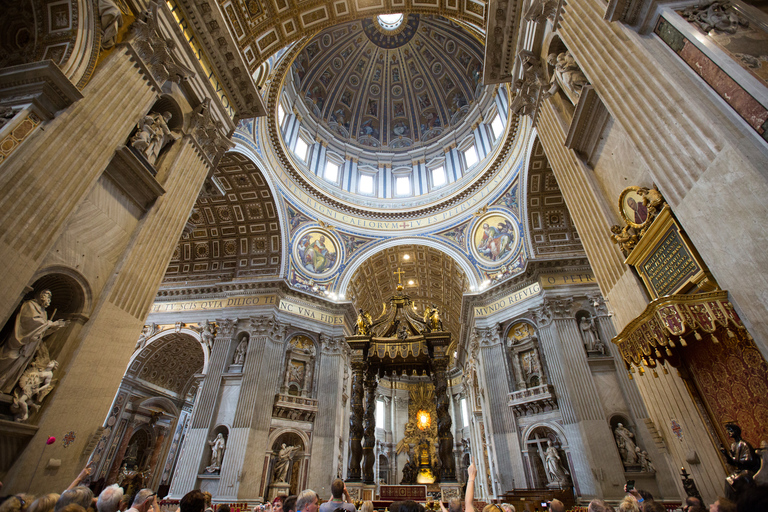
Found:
370,84 -> 381,95
350,75 -> 360,87
392,85 -> 403,96
446,41 -> 456,53
414,78 -> 424,89
293,228 -> 341,278
618,186 -> 651,229
322,34 -> 332,47
431,62 -> 443,75
469,212 -> 520,266
333,57 -> 343,69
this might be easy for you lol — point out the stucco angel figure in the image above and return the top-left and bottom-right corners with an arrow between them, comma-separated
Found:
11,359 -> 59,422
130,111 -> 175,165
544,51 -> 589,104
201,321 -> 215,351
98,0 -> 123,48
0,289 -> 68,394
205,433 -> 226,472
273,443 -> 301,483
134,325 -> 152,352
614,423 -> 639,465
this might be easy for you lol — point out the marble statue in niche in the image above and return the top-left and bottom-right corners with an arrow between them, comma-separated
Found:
0,289 -> 68,394
273,443 -> 301,483
580,314 -> 605,355
130,111 -> 175,165
201,321 -> 216,351
233,338 -> 248,365
636,447 -> 655,472
205,433 -> 226,473
542,440 -> 570,488
614,423 -> 639,466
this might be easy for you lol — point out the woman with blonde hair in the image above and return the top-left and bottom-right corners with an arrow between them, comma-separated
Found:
618,496 -> 640,512
360,501 -> 374,512
28,494 -> 60,512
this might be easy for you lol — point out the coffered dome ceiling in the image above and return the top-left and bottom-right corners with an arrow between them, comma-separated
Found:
285,15 -> 486,152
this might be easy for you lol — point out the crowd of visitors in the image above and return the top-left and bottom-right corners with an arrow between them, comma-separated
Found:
2,458 -> 767,512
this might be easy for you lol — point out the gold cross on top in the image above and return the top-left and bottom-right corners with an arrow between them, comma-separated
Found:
393,267 -> 405,284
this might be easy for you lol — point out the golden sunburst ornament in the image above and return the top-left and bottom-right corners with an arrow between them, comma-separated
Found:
417,410 -> 431,430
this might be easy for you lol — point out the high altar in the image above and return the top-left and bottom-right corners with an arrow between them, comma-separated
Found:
344,270 -> 459,499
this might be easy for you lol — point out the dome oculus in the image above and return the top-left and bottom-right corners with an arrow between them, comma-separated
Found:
377,13 -> 403,30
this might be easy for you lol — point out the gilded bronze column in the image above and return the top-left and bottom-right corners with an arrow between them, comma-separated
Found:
362,370 -> 378,483
347,360 -> 365,481
433,358 -> 457,481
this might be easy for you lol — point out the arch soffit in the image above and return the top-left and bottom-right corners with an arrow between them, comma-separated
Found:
518,129 -> 540,260
138,396 -> 180,417
521,421 -> 569,447
267,427 -> 311,453
128,328 -> 209,375
229,144 -> 291,278
337,237 -> 481,293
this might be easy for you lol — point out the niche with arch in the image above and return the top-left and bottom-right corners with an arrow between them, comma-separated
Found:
269,432 -> 306,496
378,453 -> 390,484
609,414 -> 644,471
280,335 -> 317,397
575,310 -> 606,356
228,331 -> 250,372
0,271 -> 89,422
506,321 -> 546,390
523,425 -> 571,489
199,424 -> 229,476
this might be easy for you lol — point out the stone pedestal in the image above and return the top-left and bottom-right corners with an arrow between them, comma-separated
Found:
268,482 -> 291,501
345,482 -> 376,502
229,364 -> 243,373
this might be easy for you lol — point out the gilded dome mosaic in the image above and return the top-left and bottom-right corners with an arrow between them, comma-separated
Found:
287,15 -> 487,152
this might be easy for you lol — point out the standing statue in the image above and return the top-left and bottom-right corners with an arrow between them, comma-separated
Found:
0,289 -> 68,394
542,441 -> 570,487
206,433 -> 226,472
11,359 -> 59,422
720,423 -> 759,500
580,315 -> 599,352
130,111 -> 174,165
636,447 -> 655,472
233,338 -> 247,365
98,0 -> 123,48
273,443 -> 301,483
614,423 -> 639,465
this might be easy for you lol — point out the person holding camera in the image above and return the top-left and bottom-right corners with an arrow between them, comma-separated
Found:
318,480 -> 355,512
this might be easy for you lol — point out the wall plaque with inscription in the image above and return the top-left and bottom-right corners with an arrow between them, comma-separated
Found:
626,207 -> 715,299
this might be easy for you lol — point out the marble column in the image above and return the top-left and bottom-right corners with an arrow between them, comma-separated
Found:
169,321 -> 234,497
346,359 -> 365,482
362,370 -> 377,484
433,358 -> 456,481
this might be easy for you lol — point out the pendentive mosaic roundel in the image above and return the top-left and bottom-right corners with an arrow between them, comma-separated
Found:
292,228 -> 341,278
470,212 -> 521,266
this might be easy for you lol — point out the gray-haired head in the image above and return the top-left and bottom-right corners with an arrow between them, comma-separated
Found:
97,485 -> 124,512
132,489 -> 156,509
295,490 -> 317,512
55,487 -> 94,512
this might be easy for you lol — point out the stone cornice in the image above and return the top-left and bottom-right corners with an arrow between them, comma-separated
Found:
172,0 -> 266,119
0,60 -> 83,120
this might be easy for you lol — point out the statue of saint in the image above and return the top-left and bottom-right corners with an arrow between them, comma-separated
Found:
206,433 -> 226,472
98,0 -> 123,48
233,338 -> 247,365
201,321 -> 215,351
614,423 -> 639,465
134,325 -> 151,352
0,289 -> 68,394
273,443 -> 300,483
355,309 -> 372,335
580,316 -> 599,351
542,441 -> 570,487
130,111 -> 174,165
721,423 -> 759,500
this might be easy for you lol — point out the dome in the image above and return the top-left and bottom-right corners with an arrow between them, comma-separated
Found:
285,15 -> 486,153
